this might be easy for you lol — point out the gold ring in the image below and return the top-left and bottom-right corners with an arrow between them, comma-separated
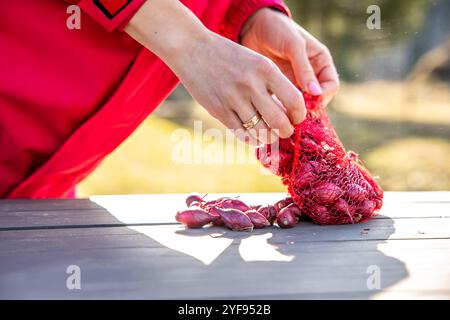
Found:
242,113 -> 262,130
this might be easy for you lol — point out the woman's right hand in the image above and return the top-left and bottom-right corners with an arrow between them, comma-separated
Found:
126,0 -> 306,144
174,31 -> 307,145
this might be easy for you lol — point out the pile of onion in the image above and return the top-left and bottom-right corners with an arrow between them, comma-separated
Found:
176,194 -> 303,231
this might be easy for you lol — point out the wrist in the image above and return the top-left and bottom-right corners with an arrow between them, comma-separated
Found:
239,7 -> 283,43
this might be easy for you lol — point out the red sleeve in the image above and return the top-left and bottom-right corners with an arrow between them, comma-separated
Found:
76,0 -> 146,32
219,0 -> 291,42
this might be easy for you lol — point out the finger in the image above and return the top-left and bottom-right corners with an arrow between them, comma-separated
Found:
234,102 -> 262,143
252,90 -> 295,139
266,65 -> 306,126
289,42 -> 322,96
317,65 -> 340,98
310,50 -> 340,98
234,101 -> 277,145
272,58 -> 297,84
219,110 -> 259,146
314,65 -> 339,107
248,115 -> 278,145
321,81 -> 339,106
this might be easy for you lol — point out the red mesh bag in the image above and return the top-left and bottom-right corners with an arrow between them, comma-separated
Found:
256,93 -> 383,225
255,134 -> 295,185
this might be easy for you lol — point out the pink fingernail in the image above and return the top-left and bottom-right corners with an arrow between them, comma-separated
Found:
308,81 -> 322,96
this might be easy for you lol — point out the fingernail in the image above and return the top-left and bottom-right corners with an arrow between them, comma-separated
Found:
308,81 -> 322,96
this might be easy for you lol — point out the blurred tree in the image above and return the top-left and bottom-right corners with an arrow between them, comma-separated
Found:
284,0 -> 430,80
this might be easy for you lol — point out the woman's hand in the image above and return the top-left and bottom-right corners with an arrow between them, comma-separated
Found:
125,0 -> 305,144
175,33 -> 306,144
240,8 -> 340,106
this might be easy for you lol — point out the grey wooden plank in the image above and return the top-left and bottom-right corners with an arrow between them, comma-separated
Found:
0,209 -> 134,230
0,193 -> 288,212
0,191 -> 448,214
0,198 -> 100,212
0,225 -> 448,299
1,214 -> 449,255
382,191 -> 450,203
2,203 -> 450,230
377,201 -> 450,219
1,193 -> 450,230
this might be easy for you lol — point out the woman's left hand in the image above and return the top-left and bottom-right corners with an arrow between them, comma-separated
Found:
240,8 -> 340,106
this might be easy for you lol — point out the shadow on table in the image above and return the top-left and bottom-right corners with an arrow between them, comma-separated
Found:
169,217 -> 407,299
0,198 -> 407,299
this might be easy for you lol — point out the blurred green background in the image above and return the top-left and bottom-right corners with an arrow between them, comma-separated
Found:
78,0 -> 450,196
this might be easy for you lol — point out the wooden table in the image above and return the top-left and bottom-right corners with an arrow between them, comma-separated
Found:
0,192 -> 449,299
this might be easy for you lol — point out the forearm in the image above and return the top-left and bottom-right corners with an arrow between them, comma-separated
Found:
124,0 -> 210,71
125,0 -> 305,142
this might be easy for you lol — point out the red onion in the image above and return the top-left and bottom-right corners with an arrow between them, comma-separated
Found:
359,199 -> 376,216
207,207 -> 225,226
273,197 -> 294,213
312,182 -> 343,203
217,198 -> 250,212
258,205 -> 277,224
284,203 -> 303,218
277,207 -> 298,228
346,184 -> 367,203
185,194 -> 203,207
175,207 -> 212,228
245,210 -> 271,229
213,207 -> 254,232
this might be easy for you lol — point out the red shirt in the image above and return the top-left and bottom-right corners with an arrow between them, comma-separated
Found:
0,0 -> 289,198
